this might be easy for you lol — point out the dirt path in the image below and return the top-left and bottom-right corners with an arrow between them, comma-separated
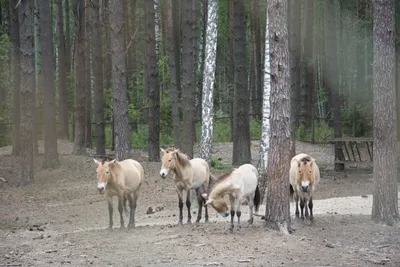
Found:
0,140 -> 399,267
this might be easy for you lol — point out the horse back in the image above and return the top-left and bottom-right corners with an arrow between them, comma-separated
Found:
235,164 -> 258,196
117,159 -> 143,192
189,158 -> 210,189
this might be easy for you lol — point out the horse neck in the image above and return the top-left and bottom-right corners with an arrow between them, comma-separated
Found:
172,160 -> 190,180
210,178 -> 234,199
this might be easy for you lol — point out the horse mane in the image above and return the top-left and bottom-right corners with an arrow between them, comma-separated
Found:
102,156 -> 114,164
207,169 -> 235,195
164,147 -> 191,168
300,155 -> 312,164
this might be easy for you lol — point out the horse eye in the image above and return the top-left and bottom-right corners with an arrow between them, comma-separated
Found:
168,159 -> 171,162
309,170 -> 312,173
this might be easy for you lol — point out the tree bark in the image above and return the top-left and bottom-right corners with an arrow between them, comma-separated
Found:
10,1 -> 20,156
250,0 -> 262,120
41,0 -> 60,169
264,0 -> 291,234
18,0 -> 35,186
72,0 -> 87,155
181,0 -> 197,158
93,0 -> 105,155
232,0 -> 251,165
200,0 -> 218,164
110,0 -> 130,160
166,0 -> 181,148
84,0 -> 92,148
56,0 -> 69,140
396,0 -> 400,141
33,0 -> 41,150
371,0 -> 399,226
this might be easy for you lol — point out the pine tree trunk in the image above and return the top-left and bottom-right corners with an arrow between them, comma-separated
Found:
250,0 -> 262,120
144,0 -> 160,162
93,0 -> 105,155
110,0 -> 130,160
371,0 -> 399,226
33,0 -> 41,150
18,0 -> 35,186
65,0 -> 72,133
103,0 -> 112,101
232,0 -> 251,165
264,0 -> 291,234
227,0 -> 235,142
396,0 -> 400,141
257,13 -> 271,206
166,0 -> 181,148
84,0 -> 92,148
10,1 -> 21,156
56,0 -> 69,140
72,0 -> 87,155
41,0 -> 60,169
181,0 -> 197,158
200,0 -> 218,164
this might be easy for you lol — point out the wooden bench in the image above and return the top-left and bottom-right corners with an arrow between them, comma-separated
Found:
329,137 -> 373,165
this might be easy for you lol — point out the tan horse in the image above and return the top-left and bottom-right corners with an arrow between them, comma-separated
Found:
94,157 -> 144,229
289,153 -> 320,220
159,148 -> 210,225
202,164 -> 261,232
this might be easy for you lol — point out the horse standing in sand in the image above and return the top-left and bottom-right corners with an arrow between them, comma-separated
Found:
94,157 -> 144,229
202,164 -> 261,232
159,148 -> 210,225
289,153 -> 320,220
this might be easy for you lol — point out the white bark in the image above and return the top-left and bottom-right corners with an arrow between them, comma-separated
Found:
258,14 -> 271,176
199,0 -> 218,163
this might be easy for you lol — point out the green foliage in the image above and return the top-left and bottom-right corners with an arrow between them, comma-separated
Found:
295,121 -> 334,143
341,106 -> 373,137
210,157 -> 227,170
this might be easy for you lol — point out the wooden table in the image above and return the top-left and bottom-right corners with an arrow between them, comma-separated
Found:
329,137 -> 373,164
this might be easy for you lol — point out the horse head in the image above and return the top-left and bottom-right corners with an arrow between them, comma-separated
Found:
297,159 -> 315,193
202,193 -> 229,217
159,147 -> 190,179
94,158 -> 116,194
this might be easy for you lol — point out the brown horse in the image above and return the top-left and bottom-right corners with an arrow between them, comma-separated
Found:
159,148 -> 210,225
289,153 -> 320,220
94,158 -> 144,229
202,164 -> 261,232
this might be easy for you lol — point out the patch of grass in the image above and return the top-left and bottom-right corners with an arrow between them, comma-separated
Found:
295,121 -> 334,143
210,157 -> 228,170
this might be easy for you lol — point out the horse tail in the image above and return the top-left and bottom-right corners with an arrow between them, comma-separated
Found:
122,196 -> 128,215
289,184 -> 294,199
254,185 -> 261,213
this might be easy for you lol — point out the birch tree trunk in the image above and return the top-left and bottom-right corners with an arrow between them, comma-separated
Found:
110,0 -> 131,160
18,0 -> 35,186
41,0 -> 60,169
257,13 -> 270,207
264,0 -> 291,234
371,0 -> 399,226
199,0 -> 218,163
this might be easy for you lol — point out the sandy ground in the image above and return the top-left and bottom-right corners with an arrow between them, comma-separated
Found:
0,140 -> 400,267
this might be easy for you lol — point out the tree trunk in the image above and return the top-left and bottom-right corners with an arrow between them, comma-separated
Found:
18,0 -> 35,186
65,0 -> 72,133
264,0 -> 291,234
93,0 -> 105,155
166,0 -> 181,148
232,0 -> 250,165
10,1 -> 20,156
257,13 -> 271,207
200,0 -> 218,164
250,0 -> 262,120
103,0 -> 112,100
56,0 -> 69,140
72,0 -> 87,155
181,0 -> 197,158
227,0 -> 235,141
144,0 -> 160,162
41,0 -> 60,169
371,0 -> 399,226
110,0 -> 130,160
84,0 -> 92,148
33,0 -> 41,150
396,0 -> 400,141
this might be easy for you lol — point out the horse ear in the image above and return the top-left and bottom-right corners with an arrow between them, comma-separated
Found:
205,199 -> 213,206
172,149 -> 180,155
160,148 -> 166,154
309,161 -> 313,167
93,159 -> 100,165
201,193 -> 208,200
297,160 -> 301,168
109,159 -> 116,164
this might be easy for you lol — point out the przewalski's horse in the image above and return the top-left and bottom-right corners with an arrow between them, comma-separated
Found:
94,157 -> 144,229
202,164 -> 261,232
159,148 -> 211,225
289,153 -> 320,220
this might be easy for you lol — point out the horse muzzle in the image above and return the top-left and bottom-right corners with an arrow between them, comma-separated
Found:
301,185 -> 309,192
159,169 -> 169,179
97,182 -> 106,194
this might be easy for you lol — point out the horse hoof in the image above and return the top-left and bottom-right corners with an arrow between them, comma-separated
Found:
128,224 -> 135,229
309,216 -> 314,221
301,216 -> 305,220
107,227 -> 113,231
237,227 -> 242,232
187,220 -> 192,224
177,221 -> 183,227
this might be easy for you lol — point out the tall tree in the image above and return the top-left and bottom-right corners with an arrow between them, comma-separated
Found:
93,0 -> 105,155
250,0 -> 262,119
180,0 -> 197,158
41,0 -> 60,168
109,0 -> 130,160
72,0 -> 87,155
257,12 -> 271,207
144,0 -> 160,162
396,0 -> 400,140
371,0 -> 399,225
264,0 -> 291,234
200,0 -> 218,163
65,0 -> 71,74
325,0 -> 345,171
33,0 -> 41,152
166,0 -> 181,148
56,0 -> 69,139
84,0 -> 92,148
18,0 -> 35,186
10,0 -> 21,156
232,0 -> 251,165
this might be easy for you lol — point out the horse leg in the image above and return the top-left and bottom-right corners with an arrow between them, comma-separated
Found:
128,194 -> 137,229
295,194 -> 300,218
247,196 -> 254,225
186,189 -> 192,224
201,183 -> 209,223
308,197 -> 314,220
177,190 -> 184,226
304,199 -> 309,218
118,198 -> 125,229
195,188 -> 203,223
107,198 -> 113,230
300,197 -> 305,220
236,201 -> 242,231
229,196 -> 235,232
